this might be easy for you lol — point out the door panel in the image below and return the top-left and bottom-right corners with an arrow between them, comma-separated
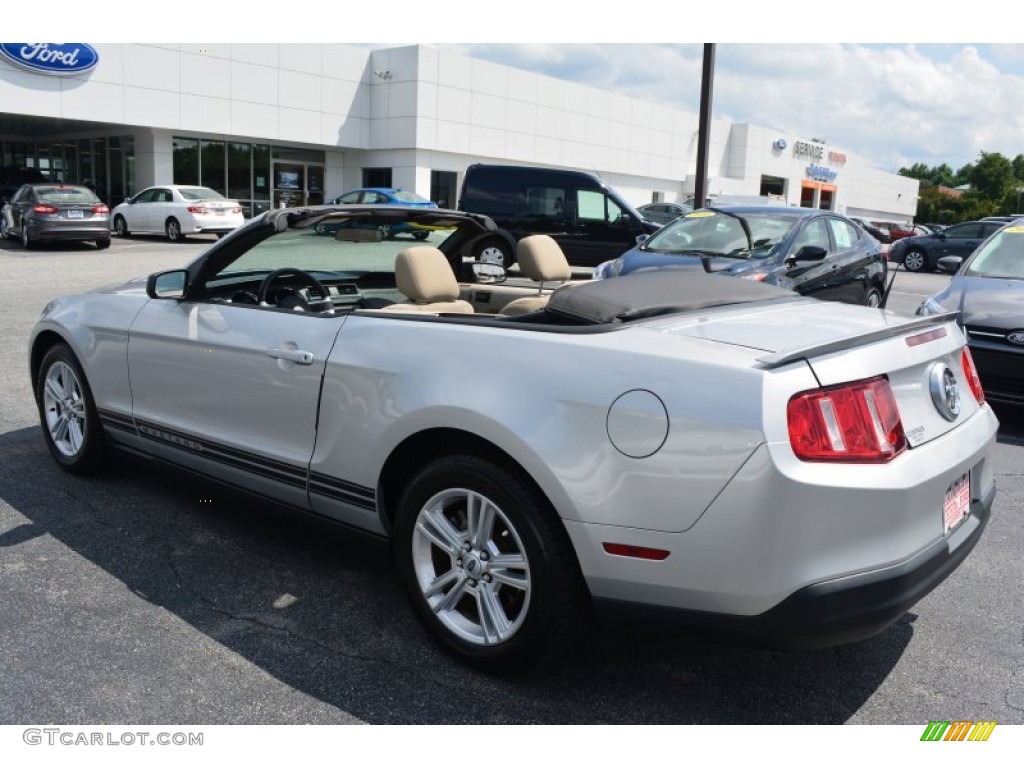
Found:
127,300 -> 346,507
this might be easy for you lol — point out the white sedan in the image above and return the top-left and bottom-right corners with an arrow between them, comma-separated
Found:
111,185 -> 244,242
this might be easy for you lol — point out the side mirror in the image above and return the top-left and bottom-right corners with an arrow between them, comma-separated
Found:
147,269 -> 188,299
787,245 -> 828,265
471,262 -> 507,284
124,197 -> 132,204
937,256 -> 962,274
635,233 -> 649,245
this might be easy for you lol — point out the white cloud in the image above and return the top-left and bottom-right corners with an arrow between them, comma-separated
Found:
451,43 -> 1024,172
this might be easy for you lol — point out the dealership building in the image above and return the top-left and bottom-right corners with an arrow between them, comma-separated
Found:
0,43 -> 919,222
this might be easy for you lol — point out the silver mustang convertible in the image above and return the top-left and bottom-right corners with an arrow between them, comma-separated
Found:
30,205 -> 999,673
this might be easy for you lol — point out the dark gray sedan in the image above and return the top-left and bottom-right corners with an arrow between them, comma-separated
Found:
890,219 -> 1004,272
0,183 -> 111,250
917,220 -> 1024,407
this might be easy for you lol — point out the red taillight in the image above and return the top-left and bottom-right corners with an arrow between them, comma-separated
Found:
32,204 -> 58,214
187,205 -> 208,214
961,347 -> 985,405
92,204 -> 109,214
232,206 -> 241,214
787,375 -> 907,463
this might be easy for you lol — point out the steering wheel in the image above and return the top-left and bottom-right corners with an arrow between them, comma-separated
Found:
257,268 -> 332,312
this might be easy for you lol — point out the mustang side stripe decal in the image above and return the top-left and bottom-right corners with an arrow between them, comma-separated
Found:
115,415 -> 376,507
309,472 -> 376,510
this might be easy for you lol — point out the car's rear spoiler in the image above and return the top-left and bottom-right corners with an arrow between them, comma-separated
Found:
756,312 -> 960,368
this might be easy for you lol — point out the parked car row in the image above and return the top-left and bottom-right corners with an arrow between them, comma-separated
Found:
594,205 -> 888,308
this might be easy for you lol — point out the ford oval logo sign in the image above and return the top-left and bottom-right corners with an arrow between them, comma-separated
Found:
1008,331 -> 1024,346
0,43 -> 99,76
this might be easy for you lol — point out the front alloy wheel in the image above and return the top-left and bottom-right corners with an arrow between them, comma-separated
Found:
902,248 -> 927,272
395,455 -> 585,673
37,344 -> 107,473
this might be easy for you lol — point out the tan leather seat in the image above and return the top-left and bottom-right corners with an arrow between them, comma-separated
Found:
376,247 -> 474,314
499,235 -> 573,316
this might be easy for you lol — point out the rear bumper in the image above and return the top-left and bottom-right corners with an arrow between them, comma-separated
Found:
593,484 -> 995,649
29,222 -> 110,241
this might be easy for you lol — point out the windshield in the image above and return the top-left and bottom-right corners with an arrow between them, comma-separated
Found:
965,225 -> 1024,279
641,210 -> 797,258
214,215 -> 460,282
179,187 -> 228,201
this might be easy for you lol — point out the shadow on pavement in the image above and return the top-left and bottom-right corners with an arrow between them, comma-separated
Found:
0,424 -> 911,724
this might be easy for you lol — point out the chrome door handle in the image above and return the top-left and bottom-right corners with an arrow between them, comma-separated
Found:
265,347 -> 314,365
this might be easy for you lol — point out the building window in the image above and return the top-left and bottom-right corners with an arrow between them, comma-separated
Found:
200,139 -> 226,195
173,138 -> 199,186
363,167 -> 392,188
431,170 -> 457,208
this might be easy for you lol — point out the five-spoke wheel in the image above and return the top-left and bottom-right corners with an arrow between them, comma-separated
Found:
395,455 -> 584,673
37,344 -> 106,473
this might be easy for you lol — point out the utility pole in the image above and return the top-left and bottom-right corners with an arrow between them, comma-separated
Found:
694,44 -> 715,209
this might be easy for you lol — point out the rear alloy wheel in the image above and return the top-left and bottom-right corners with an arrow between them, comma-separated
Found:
165,218 -> 185,242
395,455 -> 585,673
37,344 -> 107,474
113,215 -> 130,237
865,287 -> 882,308
22,224 -> 36,250
901,248 -> 927,272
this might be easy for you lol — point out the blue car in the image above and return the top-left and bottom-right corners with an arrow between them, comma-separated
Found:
318,187 -> 438,239
593,205 -> 888,307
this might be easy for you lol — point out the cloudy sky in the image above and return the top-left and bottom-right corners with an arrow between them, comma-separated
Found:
439,43 -> 1024,174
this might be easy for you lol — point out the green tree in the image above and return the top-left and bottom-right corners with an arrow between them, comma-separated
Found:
954,163 -> 974,186
969,151 -> 1014,202
1013,154 -> 1024,182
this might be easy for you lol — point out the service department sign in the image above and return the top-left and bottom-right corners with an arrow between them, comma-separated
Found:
0,43 -> 98,76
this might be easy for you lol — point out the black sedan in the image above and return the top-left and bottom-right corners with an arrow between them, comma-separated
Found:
594,205 -> 887,307
0,183 -> 111,250
917,220 -> 1024,408
889,219 -> 1004,273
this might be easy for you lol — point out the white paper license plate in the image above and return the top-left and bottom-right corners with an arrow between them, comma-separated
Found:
215,210 -> 226,215
943,473 -> 970,533
67,209 -> 84,218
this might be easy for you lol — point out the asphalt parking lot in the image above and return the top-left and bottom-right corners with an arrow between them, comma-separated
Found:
1,235 -> 1022,725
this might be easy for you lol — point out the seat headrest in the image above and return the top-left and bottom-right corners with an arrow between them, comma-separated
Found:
516,235 -> 572,282
395,247 -> 460,303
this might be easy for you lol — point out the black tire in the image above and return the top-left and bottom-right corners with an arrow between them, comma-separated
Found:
474,238 -> 514,269
165,217 -> 186,242
901,247 -> 927,272
95,237 -> 111,250
113,215 -> 130,237
394,455 -> 586,674
22,223 -> 36,250
412,230 -> 430,241
36,343 -> 108,474
864,287 -> 882,308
